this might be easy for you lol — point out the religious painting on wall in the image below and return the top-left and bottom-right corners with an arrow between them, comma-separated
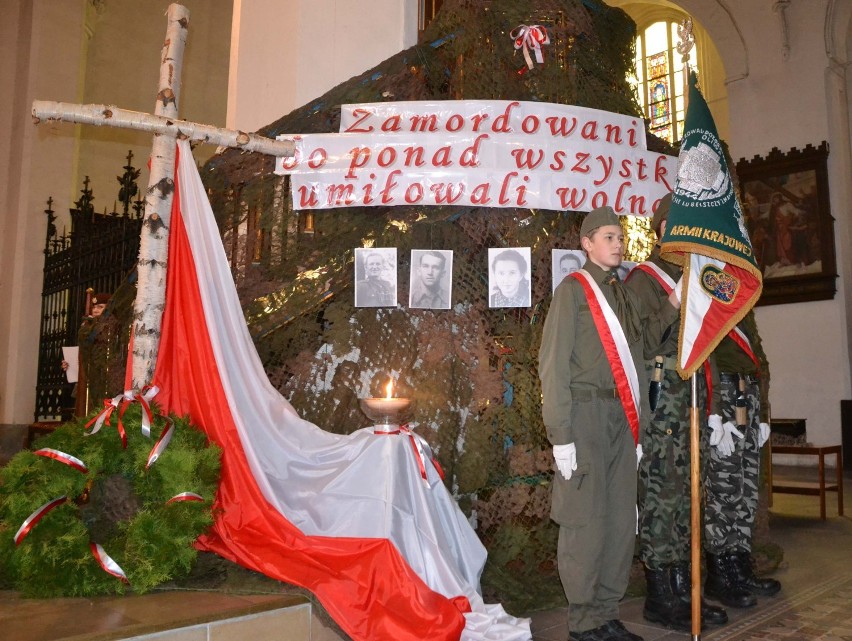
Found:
488,247 -> 531,308
354,248 -> 397,307
409,250 -> 453,310
735,142 -> 837,305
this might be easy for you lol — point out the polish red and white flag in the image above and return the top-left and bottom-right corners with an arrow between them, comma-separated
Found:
148,140 -> 529,641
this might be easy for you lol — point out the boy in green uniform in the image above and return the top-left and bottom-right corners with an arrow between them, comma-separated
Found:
539,206 -> 679,641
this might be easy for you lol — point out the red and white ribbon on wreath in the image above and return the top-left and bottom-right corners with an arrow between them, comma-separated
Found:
166,492 -> 204,505
373,425 -> 444,484
34,448 -> 89,474
146,417 -> 175,469
85,394 -> 126,446
85,386 -> 161,446
115,387 -> 160,439
90,542 -> 129,583
510,24 -> 550,70
134,385 -> 159,437
14,496 -> 68,546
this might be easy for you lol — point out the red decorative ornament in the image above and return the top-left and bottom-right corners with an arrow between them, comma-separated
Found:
373,425 -> 445,483
134,385 -> 159,437
90,542 -> 129,583
85,394 -> 127,448
14,496 -> 68,546
34,448 -> 89,474
85,387 -> 160,448
510,24 -> 551,71
146,417 -> 175,469
166,492 -> 204,504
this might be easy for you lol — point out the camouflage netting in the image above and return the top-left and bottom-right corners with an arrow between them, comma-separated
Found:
200,0 -> 671,613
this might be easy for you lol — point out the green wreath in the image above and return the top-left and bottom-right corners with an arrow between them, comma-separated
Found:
0,399 -> 221,597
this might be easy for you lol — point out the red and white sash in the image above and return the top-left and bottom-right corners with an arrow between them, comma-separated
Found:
628,260 -> 676,294
570,270 -> 641,445
632,261 -> 710,414
728,325 -> 760,370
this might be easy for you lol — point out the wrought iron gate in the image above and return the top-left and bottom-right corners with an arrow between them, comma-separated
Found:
35,152 -> 144,422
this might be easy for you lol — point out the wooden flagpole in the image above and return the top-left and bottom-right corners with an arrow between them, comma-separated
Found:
677,16 -> 701,641
690,372 -> 702,640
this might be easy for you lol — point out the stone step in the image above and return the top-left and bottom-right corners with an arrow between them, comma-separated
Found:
0,589 -> 349,641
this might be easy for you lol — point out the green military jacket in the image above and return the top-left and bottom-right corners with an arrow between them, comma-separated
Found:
539,260 -> 679,446
623,246 -> 682,360
711,311 -> 771,421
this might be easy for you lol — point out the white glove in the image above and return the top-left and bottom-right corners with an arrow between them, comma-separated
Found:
759,422 -> 771,448
636,443 -> 643,470
553,443 -> 578,480
714,421 -> 744,457
674,276 -> 683,303
708,414 -> 724,447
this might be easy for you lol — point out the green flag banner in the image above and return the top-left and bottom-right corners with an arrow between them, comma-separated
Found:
661,71 -> 763,378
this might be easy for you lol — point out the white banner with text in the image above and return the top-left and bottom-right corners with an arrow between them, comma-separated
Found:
275,100 -> 676,214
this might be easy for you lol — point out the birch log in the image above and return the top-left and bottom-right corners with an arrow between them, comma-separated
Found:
32,101 -> 295,157
131,3 -> 189,390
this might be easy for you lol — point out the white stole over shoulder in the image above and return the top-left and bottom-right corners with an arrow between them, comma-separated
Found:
630,261 -> 676,294
570,269 -> 641,444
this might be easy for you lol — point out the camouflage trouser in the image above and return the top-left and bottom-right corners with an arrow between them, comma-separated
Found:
703,374 -> 760,554
638,363 -> 710,568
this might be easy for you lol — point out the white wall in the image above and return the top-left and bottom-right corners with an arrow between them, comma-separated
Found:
0,0 -> 231,425
75,0 -> 232,202
228,0 -> 418,132
719,1 -> 852,448
0,1 -> 87,425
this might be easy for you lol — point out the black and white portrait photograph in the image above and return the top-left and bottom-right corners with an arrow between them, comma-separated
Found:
551,249 -> 585,293
409,250 -> 453,310
354,248 -> 397,308
488,247 -> 531,308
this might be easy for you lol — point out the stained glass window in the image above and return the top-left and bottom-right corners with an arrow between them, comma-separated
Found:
632,19 -> 698,144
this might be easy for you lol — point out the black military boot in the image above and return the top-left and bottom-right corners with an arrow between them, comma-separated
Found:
643,565 -> 692,631
704,552 -> 757,608
731,551 -> 781,596
670,561 -> 728,626
602,619 -> 644,641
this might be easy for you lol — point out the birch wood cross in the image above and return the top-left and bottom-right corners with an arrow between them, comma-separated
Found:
31,4 -> 294,391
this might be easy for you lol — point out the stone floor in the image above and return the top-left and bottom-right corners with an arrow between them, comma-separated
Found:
1,423 -> 849,641
530,465 -> 852,641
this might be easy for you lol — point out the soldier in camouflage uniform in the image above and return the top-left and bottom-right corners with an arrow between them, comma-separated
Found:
626,195 -> 727,630
703,311 -> 781,607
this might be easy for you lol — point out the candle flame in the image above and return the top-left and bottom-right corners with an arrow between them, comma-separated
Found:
385,379 -> 394,399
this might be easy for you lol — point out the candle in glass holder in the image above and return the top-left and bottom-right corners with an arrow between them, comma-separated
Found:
359,379 -> 413,428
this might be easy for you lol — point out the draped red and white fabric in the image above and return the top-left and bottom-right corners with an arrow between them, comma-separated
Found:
150,140 -> 531,641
